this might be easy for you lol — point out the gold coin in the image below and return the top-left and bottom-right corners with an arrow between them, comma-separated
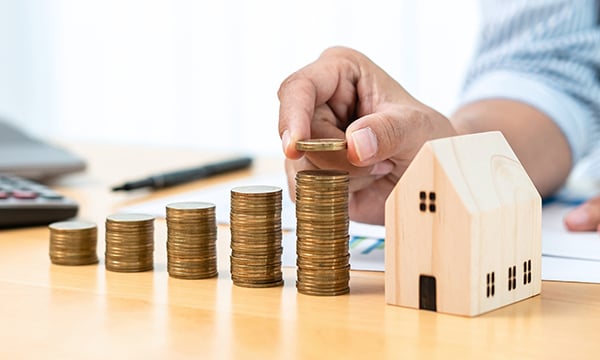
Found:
296,139 -> 347,152
232,279 -> 284,288
297,168 -> 349,176
166,201 -> 215,211
49,220 -> 97,232
106,213 -> 155,223
231,185 -> 282,195
296,283 -> 350,296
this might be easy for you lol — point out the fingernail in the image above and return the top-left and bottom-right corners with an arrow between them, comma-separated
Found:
566,207 -> 589,227
282,130 -> 291,153
370,160 -> 394,176
351,127 -> 378,162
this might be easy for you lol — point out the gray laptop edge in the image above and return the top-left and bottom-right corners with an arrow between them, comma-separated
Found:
0,120 -> 86,180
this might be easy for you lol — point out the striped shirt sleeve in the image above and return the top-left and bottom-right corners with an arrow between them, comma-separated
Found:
460,0 -> 600,166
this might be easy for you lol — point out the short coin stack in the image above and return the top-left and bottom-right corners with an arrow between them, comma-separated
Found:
105,213 -> 154,272
48,220 -> 99,265
166,201 -> 218,279
230,185 -> 283,288
295,169 -> 350,296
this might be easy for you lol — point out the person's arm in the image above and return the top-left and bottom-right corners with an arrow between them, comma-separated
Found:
451,99 -> 572,197
457,0 -> 600,232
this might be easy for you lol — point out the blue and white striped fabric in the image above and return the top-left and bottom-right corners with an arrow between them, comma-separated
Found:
460,0 -> 600,197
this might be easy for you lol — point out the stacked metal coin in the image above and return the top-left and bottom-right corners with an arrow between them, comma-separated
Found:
166,201 -> 218,279
105,213 -> 154,272
48,220 -> 99,265
230,185 -> 283,288
295,169 -> 350,296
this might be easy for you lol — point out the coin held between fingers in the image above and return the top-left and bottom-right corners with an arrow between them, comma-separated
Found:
296,139 -> 347,152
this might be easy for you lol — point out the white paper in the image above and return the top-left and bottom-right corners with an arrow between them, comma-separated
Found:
122,173 -> 600,282
542,256 -> 600,283
541,203 -> 600,261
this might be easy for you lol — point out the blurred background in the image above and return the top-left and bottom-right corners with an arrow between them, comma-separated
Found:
0,0 -> 479,155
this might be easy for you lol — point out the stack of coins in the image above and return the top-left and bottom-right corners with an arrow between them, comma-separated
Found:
48,220 -> 99,265
295,169 -> 350,296
105,213 -> 154,272
230,185 -> 283,288
166,201 -> 218,279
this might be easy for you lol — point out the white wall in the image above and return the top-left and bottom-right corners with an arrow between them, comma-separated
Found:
0,0 -> 479,155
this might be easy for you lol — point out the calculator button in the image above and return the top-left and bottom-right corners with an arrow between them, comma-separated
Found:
12,190 -> 39,199
40,192 -> 64,200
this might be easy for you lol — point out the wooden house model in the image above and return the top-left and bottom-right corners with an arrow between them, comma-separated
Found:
384,131 -> 542,316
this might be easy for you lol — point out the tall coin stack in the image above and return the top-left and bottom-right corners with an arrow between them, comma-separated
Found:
49,220 -> 99,266
230,185 -> 283,288
166,201 -> 218,279
105,213 -> 155,272
295,169 -> 350,296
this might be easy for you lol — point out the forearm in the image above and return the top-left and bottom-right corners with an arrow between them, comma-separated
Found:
451,99 -> 572,197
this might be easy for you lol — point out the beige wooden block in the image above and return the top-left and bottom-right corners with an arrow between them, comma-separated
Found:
385,131 -> 542,316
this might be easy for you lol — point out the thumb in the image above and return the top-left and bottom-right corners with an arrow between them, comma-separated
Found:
346,105 -> 452,167
564,195 -> 600,232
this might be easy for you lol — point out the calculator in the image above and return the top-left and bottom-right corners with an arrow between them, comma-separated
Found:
0,175 -> 78,228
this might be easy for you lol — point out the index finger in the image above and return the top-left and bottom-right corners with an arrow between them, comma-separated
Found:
277,75 -> 318,159
277,54 -> 350,159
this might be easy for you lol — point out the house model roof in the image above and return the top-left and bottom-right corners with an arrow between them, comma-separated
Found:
425,131 -> 539,213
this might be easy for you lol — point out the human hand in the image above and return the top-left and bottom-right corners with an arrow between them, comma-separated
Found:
564,195 -> 600,234
277,47 -> 456,225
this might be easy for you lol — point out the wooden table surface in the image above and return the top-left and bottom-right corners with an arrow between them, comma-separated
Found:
1,143 -> 599,359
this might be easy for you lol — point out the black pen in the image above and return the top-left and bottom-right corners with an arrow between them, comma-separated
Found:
111,156 -> 253,191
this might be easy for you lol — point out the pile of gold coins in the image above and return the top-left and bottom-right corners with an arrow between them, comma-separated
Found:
166,201 -> 218,279
47,138 -> 352,296
295,166 -> 350,295
229,185 -> 283,288
49,220 -> 98,265
295,138 -> 350,296
105,213 -> 155,272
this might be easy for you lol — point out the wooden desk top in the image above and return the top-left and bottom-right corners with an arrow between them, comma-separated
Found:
1,143 -> 599,359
